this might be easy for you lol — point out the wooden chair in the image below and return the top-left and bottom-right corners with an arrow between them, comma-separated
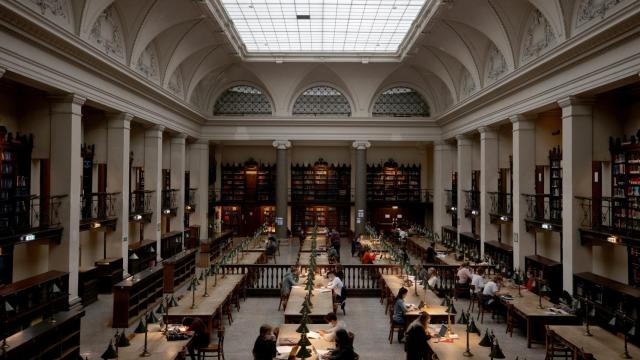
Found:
385,291 -> 395,315
277,283 -> 289,311
468,285 -> 479,313
231,285 -> 241,311
222,299 -> 233,325
266,252 -> 277,264
505,303 -> 518,337
544,327 -> 571,360
476,295 -> 496,324
388,310 -> 405,344
454,276 -> 470,299
198,328 -> 225,360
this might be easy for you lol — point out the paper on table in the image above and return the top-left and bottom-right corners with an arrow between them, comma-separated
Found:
306,331 -> 321,339
316,349 -> 331,356
292,285 -> 303,289
318,288 -> 332,293
276,346 -> 293,354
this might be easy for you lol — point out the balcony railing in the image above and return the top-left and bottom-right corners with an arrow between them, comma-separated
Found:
130,190 -> 153,218
0,195 -> 66,245
161,189 -> 179,213
80,192 -> 118,222
185,188 -> 196,213
577,196 -> 640,237
463,190 -> 480,216
523,193 -> 562,231
444,189 -> 457,213
488,192 -> 513,221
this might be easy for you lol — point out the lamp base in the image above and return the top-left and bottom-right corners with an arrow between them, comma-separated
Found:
203,292 -> 210,297
620,352 -> 632,359
190,304 -> 198,309
463,350 -> 473,357
140,350 -> 151,357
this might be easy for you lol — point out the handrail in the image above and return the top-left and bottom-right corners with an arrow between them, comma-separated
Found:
80,192 -> 119,221
488,191 -> 513,218
522,193 -> 562,224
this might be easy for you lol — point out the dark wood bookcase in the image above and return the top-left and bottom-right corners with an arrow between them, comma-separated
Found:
291,159 -> 350,202
112,265 -> 163,328
78,266 -> 98,306
162,248 -> 197,293
221,159 -> 275,203
128,239 -> 157,275
610,138 -> 640,234
525,255 -> 562,300
94,257 -> 123,293
292,205 -> 350,234
366,159 -> 420,202
549,146 -> 562,222
161,231 -> 183,259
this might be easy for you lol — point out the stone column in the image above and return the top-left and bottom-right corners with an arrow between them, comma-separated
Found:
511,115 -> 536,270
559,97 -> 594,292
106,112 -> 132,273
189,140 -> 209,243
352,141 -> 370,237
49,94 -> 85,305
456,135 -> 473,239
144,125 -> 164,261
170,134 -> 186,235
479,127 -> 499,256
433,140 -> 455,235
273,140 -> 291,239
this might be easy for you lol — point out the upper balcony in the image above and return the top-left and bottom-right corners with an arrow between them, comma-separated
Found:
161,189 -> 179,216
0,195 -> 66,246
577,196 -> 640,246
463,190 -> 480,218
129,190 -> 153,223
488,192 -> 513,223
522,193 -> 562,232
79,192 -> 118,231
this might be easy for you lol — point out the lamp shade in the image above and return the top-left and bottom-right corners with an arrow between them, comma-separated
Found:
117,329 -> 131,347
134,318 -> 147,334
489,338 -> 506,359
5,301 -> 14,312
478,329 -> 492,347
147,311 -> 159,324
457,311 -> 468,324
129,252 -> 139,260
468,319 -> 481,335
101,341 -> 118,359
168,295 -> 178,307
156,302 -> 166,315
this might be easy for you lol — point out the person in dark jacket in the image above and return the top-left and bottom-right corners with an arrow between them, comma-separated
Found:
183,317 -> 210,360
404,312 -> 432,360
252,324 -> 278,360
324,329 -> 357,360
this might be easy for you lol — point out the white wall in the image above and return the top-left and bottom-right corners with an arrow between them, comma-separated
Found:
222,145 -> 276,165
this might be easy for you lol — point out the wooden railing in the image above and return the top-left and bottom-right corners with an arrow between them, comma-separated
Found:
218,263 -> 495,297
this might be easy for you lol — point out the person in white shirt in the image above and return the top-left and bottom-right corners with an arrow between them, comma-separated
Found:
471,268 -> 486,294
326,271 -> 344,300
426,267 -> 440,289
482,275 -> 503,306
319,312 -> 347,342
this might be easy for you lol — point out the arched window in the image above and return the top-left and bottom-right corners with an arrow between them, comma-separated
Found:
372,87 -> 430,117
214,85 -> 272,115
293,86 -> 351,116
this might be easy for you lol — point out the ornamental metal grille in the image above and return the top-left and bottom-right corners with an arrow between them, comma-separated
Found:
292,86 -> 351,116
214,85 -> 272,115
372,87 -> 430,117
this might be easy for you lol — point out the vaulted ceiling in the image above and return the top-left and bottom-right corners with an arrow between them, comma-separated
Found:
11,0 -> 635,117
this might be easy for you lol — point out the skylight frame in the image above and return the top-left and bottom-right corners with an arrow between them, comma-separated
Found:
205,0 -> 441,62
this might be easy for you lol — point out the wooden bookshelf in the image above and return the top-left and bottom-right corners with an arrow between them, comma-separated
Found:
549,146 -> 562,222
459,232 -> 480,254
484,240 -> 513,271
78,266 -> 98,306
610,138 -> 640,235
221,159 -> 275,203
0,270 -> 69,337
161,231 -> 183,259
367,159 -> 420,202
184,225 -> 200,249
525,255 -> 562,300
292,205 -> 350,234
442,225 -> 457,244
112,265 -> 164,328
128,239 -> 158,275
2,309 -> 84,360
574,272 -> 640,341
94,257 -> 123,293
291,159 -> 350,203
162,248 -> 197,293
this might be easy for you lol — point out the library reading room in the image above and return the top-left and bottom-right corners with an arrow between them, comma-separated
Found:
1,0 -> 640,359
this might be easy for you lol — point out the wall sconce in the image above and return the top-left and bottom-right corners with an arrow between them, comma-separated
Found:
185,205 -> 192,211
471,210 -> 479,216
133,214 -> 142,221
392,206 -> 398,209
541,223 -> 552,230
500,216 -> 508,221
20,233 -> 35,241
163,209 -> 171,215
451,207 -> 457,212
607,236 -> 621,244
92,222 -> 101,229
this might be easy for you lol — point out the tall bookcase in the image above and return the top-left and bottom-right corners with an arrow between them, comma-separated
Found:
290,159 -> 350,202
610,138 -> 640,233
292,205 -> 349,234
221,160 -> 274,203
366,159 -> 421,202
549,146 -> 562,222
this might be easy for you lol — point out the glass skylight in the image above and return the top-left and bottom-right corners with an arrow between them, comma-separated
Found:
219,0 -> 427,53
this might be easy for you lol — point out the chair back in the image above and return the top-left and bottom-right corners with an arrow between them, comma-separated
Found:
348,331 -> 355,345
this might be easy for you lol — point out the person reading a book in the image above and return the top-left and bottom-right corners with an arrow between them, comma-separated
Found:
319,312 -> 348,342
404,312 -> 432,360
252,324 -> 278,360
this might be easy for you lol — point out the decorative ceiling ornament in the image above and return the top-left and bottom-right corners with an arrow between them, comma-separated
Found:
485,45 -> 507,84
521,9 -> 557,64
26,0 -> 67,18
89,5 -> 125,61
460,70 -> 476,100
135,44 -> 160,84
168,70 -> 185,98
576,0 -> 623,28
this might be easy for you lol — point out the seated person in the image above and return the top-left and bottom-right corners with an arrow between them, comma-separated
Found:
182,317 -> 210,360
525,267 -> 536,291
322,329 -> 357,360
326,271 -> 344,301
266,236 -> 278,256
352,235 -> 362,256
393,287 -> 411,342
471,268 -> 486,294
319,312 -> 347,341
482,275 -> 503,306
404,312 -> 432,360
361,246 -> 376,264
281,266 -> 299,296
252,324 -> 278,360
327,246 -> 339,263
426,267 -> 441,290
425,242 -> 437,263
456,262 -> 473,285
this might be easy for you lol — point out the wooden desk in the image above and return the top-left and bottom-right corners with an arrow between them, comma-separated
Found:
277,324 -> 334,360
117,326 -> 190,360
301,236 -> 328,252
547,325 -> 640,359
428,324 -> 491,359
284,285 -> 335,324
234,251 -> 266,264
165,274 -> 245,332
436,253 -> 463,266
382,275 -> 450,324
500,286 -> 578,348
298,253 -> 331,265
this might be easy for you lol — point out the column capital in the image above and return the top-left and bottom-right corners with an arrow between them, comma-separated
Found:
171,133 -> 187,144
106,112 -> 133,130
510,114 -> 536,130
478,126 -> 498,140
455,134 -> 472,146
0,68 -> 5,79
145,124 -> 164,138
557,96 -> 595,109
352,140 -> 371,150
272,140 -> 291,149
49,93 -> 86,107
191,139 -> 209,149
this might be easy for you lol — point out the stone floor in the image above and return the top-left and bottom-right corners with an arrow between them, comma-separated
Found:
79,237 -> 548,359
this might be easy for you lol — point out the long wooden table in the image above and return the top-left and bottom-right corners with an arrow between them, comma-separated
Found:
298,253 -> 331,265
301,235 -> 328,252
547,325 -> 640,359
407,237 -> 447,260
117,325 -> 191,360
165,274 -> 245,332
382,274 -> 450,324
499,284 -> 578,348
234,251 -> 266,264
277,324 -> 334,360
284,274 -> 335,324
428,324 -> 492,359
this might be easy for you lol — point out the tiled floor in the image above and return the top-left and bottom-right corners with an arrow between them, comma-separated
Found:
79,237 -> 547,359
